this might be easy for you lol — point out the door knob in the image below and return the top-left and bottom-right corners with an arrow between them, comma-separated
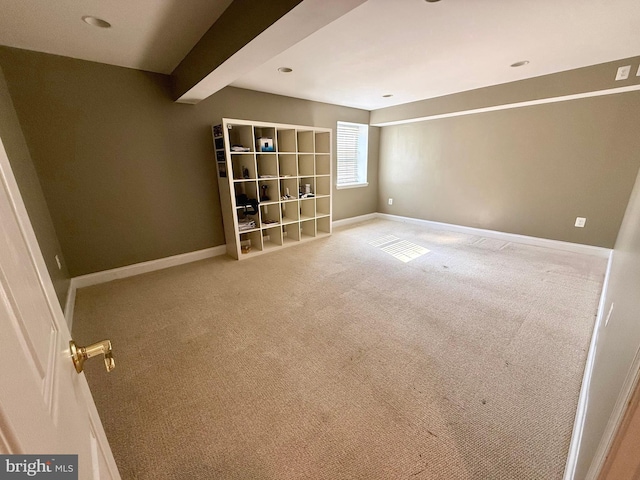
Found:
69,340 -> 115,373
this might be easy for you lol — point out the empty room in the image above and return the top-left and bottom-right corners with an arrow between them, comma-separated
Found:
1,1 -> 640,479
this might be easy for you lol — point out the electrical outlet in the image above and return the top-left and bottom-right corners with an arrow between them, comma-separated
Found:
575,217 -> 586,228
388,198 -> 393,206
55,255 -> 62,270
615,65 -> 631,81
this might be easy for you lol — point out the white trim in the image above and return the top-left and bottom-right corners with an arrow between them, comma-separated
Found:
336,182 -> 369,190
332,213 -> 377,228
585,329 -> 640,479
371,84 -> 640,127
72,245 -> 227,289
375,213 -> 611,257
64,284 -> 76,330
563,251 -> 614,480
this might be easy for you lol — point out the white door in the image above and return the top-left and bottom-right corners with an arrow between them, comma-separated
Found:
0,136 -> 120,479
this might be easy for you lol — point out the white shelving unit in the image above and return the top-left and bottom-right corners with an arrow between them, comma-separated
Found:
212,119 -> 332,259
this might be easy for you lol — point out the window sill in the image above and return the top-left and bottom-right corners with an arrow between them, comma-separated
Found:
336,182 -> 369,190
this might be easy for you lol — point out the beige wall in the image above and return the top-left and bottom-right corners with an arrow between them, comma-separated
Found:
572,166 -> 640,477
0,64 -> 70,307
377,92 -> 640,248
0,47 -> 376,277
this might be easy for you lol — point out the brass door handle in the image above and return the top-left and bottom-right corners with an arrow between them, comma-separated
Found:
69,340 -> 115,373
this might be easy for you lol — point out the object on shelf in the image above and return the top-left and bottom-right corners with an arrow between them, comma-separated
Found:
231,145 -> 251,152
218,163 -> 227,178
238,218 -> 256,232
259,174 -> 277,178
257,137 -> 274,152
299,184 -> 314,198
240,239 -> 251,253
236,194 -> 259,215
260,185 -> 270,201
281,187 -> 295,200
213,125 -> 223,137
263,219 -> 278,225
242,167 -> 250,179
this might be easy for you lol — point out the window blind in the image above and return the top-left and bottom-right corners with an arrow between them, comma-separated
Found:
337,123 -> 360,184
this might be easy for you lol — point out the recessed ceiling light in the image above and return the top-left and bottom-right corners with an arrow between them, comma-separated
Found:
278,67 -> 293,73
425,0 -> 441,3
511,60 -> 530,67
382,94 -> 393,98
82,16 -> 111,28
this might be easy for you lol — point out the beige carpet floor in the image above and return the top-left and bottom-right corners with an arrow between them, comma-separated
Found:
73,219 -> 606,479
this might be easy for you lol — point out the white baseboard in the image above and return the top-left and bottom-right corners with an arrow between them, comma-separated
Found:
376,213 -> 611,258
332,213 -> 377,228
563,251 -> 614,480
64,245 -> 226,329
71,245 -> 227,289
64,283 -> 76,330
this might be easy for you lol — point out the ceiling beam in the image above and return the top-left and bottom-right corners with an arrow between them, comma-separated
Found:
171,0 -> 367,104
171,0 -> 303,101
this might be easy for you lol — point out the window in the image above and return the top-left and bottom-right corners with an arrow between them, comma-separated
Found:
336,121 -> 368,188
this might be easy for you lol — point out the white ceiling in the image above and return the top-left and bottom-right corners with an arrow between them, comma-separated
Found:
231,0 -> 640,110
0,0 -> 639,110
0,0 -> 232,74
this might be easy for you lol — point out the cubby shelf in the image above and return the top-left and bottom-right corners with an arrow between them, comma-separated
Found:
212,119 -> 332,260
